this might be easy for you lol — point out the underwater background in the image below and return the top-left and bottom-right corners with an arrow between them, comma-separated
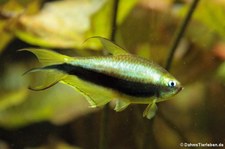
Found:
0,0 -> 225,149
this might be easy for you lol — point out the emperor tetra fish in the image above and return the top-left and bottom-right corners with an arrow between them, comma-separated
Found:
21,37 -> 183,119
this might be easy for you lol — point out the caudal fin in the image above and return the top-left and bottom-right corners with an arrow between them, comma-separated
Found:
19,48 -> 74,66
24,67 -> 66,91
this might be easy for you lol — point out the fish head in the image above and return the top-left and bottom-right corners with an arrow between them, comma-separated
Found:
157,73 -> 183,100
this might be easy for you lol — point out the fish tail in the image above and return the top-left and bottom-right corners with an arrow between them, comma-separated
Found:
22,67 -> 46,76
19,48 -> 74,66
28,80 -> 60,91
23,66 -> 66,91
19,48 -> 72,91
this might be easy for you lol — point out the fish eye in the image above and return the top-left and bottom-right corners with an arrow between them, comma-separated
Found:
168,81 -> 176,87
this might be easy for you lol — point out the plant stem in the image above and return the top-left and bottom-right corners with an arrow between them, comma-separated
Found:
143,119 -> 159,149
99,104 -> 110,149
143,1 -> 200,148
165,0 -> 200,70
110,0 -> 119,42
158,0 -> 200,145
158,111 -> 189,143
99,1 -> 120,149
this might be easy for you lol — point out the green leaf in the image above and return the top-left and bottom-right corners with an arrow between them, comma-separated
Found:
0,0 -> 42,53
117,0 -> 138,24
217,62 -> 225,82
194,1 -> 225,40
0,21 -> 13,53
14,0 -> 107,48
85,0 -> 138,49
0,89 -> 28,111
0,64 -> 29,110
0,84 -> 95,129
11,0 -> 138,49
175,1 -> 225,48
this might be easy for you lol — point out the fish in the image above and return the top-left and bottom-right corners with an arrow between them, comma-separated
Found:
21,36 -> 183,119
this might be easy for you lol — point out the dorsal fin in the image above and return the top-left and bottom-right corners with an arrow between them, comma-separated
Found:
85,36 -> 129,56
19,48 -> 74,66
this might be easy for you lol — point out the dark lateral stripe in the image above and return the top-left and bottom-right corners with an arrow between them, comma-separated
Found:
44,63 -> 159,97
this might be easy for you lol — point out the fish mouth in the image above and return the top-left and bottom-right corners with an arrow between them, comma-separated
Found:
178,86 -> 184,92
174,85 -> 183,95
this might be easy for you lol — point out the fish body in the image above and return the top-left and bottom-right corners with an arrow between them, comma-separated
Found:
22,37 -> 182,119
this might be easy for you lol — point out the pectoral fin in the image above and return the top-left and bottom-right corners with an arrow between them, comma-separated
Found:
85,36 -> 129,56
143,100 -> 158,119
62,76 -> 115,108
114,100 -> 130,112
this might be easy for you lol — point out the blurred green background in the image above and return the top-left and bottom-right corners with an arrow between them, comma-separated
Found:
0,0 -> 225,149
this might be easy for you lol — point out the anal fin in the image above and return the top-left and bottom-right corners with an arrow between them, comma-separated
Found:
62,75 -> 115,108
